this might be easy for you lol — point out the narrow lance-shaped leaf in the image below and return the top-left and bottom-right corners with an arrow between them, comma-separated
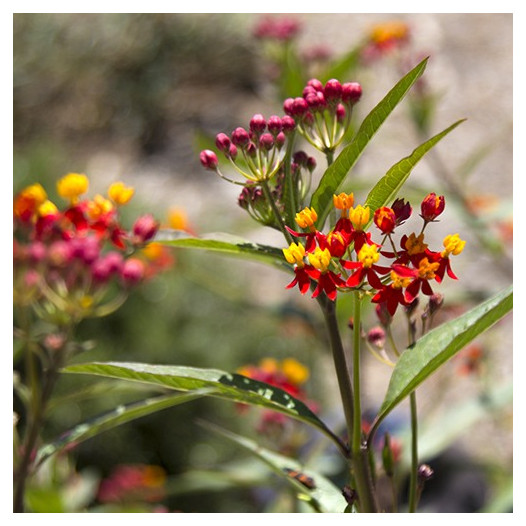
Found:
310,57 -> 428,228
200,420 -> 348,513
364,119 -> 466,214
154,229 -> 287,269
369,285 -> 512,441
63,362 -> 348,457
36,390 -> 213,467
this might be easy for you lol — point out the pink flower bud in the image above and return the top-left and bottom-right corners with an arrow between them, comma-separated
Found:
70,236 -> 101,264
367,326 -> 386,348
27,241 -> 46,263
283,98 -> 295,116
249,114 -> 267,133
259,133 -> 274,150
132,214 -> 159,244
336,103 -> 346,122
342,82 -> 362,104
47,240 -> 73,267
275,132 -> 286,148
281,115 -> 296,133
215,133 -> 231,152
231,127 -> 250,147
306,78 -> 324,91
292,97 -> 309,117
92,252 -> 124,283
324,78 -> 342,101
121,258 -> 145,286
199,149 -> 218,170
307,156 -> 317,172
305,90 -> 326,110
228,143 -> 238,159
267,115 -> 283,135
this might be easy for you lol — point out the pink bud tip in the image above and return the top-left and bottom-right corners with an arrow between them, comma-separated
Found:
342,82 -> 362,104
199,150 -> 219,170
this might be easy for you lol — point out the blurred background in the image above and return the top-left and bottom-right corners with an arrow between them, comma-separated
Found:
13,13 -> 512,512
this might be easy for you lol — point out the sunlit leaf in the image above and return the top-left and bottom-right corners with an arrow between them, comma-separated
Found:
364,119 -> 465,213
370,285 -> 512,439
310,57 -> 428,228
63,362 -> 347,456
154,229 -> 286,269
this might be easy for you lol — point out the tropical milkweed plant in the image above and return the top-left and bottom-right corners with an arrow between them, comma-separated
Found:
14,48 -> 512,513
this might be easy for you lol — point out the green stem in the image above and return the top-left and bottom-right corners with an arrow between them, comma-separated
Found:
350,292 -> 378,513
408,392 -> 419,512
317,296 -> 354,447
260,179 -> 293,244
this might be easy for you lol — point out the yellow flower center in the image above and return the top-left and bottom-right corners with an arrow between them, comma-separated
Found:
295,207 -> 318,230
308,247 -> 332,273
390,270 -> 411,289
349,205 -> 370,231
57,173 -> 89,203
441,234 -> 466,258
283,242 -> 306,267
108,181 -> 135,206
417,258 -> 440,280
357,244 -> 380,268
405,233 -> 428,255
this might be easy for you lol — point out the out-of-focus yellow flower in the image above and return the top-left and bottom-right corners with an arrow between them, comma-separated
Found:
281,358 -> 309,385
168,208 -> 189,231
108,181 -> 134,206
57,173 -> 89,203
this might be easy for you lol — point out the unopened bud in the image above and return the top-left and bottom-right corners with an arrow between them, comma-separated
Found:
418,464 -> 434,484
367,326 -> 386,349
267,115 -> 283,135
324,78 -> 343,101
342,82 -> 362,104
420,192 -> 445,222
215,133 -> 231,152
231,127 -> 250,147
132,214 -> 159,244
249,114 -> 267,134
199,149 -> 218,170
259,133 -> 274,150
121,258 -> 145,286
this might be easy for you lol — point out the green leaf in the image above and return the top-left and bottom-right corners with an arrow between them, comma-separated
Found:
370,285 -> 513,437
364,119 -> 465,213
310,57 -> 428,228
62,362 -> 347,456
36,390 -> 211,467
201,420 -> 347,513
154,229 -> 286,269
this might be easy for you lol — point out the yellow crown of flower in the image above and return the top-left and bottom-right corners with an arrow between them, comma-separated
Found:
281,358 -> 309,385
349,205 -> 370,231
295,207 -> 318,230
358,243 -> 380,268
441,234 -> 466,258
283,242 -> 306,267
308,247 -> 332,273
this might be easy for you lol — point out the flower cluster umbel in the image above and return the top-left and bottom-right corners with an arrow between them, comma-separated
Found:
283,192 -> 465,313
13,173 -> 167,323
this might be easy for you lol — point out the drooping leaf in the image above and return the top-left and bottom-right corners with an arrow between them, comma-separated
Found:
154,229 -> 286,269
200,420 -> 347,513
370,285 -> 512,438
36,390 -> 212,467
364,119 -> 465,213
310,57 -> 428,228
62,362 -> 347,456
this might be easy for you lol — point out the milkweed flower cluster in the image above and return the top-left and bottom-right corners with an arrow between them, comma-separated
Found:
13,173 -> 168,323
283,78 -> 362,153
283,192 -> 465,314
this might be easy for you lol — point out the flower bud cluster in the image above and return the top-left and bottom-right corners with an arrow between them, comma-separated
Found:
13,174 -> 169,323
284,78 -> 362,153
283,192 -> 465,311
